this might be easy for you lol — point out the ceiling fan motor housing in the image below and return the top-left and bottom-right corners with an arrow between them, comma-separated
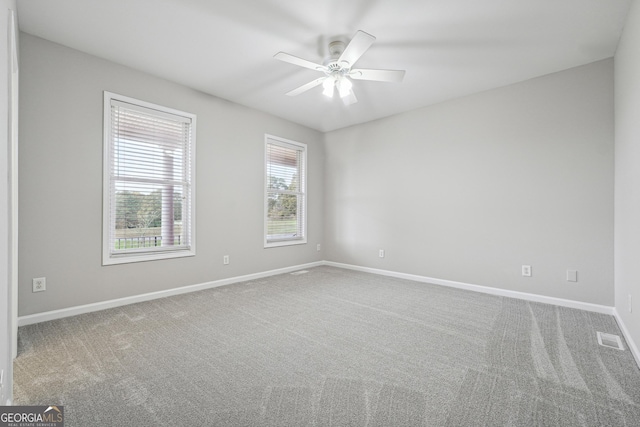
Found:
324,41 -> 348,68
327,62 -> 343,72
328,40 -> 345,58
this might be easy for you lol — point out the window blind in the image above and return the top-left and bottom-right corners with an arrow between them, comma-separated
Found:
265,137 -> 306,245
106,97 -> 193,258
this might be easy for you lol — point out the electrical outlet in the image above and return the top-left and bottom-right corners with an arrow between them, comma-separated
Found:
317,243 -> 321,251
223,255 -> 229,265
379,249 -> 385,258
32,277 -> 46,292
566,270 -> 578,282
521,265 -> 532,277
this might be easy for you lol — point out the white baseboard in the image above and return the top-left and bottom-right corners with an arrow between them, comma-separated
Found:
18,260 -> 616,326
18,260 -> 638,370
324,261 -> 615,315
613,309 -> 640,369
17,261 -> 324,326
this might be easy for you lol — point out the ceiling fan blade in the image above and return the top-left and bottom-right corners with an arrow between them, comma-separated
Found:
349,68 -> 406,83
341,90 -> 358,106
274,52 -> 326,72
338,30 -> 376,68
285,77 -> 326,96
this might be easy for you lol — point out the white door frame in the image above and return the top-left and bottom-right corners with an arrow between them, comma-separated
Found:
1,0 -> 18,405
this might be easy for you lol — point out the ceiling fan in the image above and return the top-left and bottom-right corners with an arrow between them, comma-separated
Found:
274,30 -> 405,106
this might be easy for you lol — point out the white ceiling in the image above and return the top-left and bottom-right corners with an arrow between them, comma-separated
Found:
17,0 -> 631,132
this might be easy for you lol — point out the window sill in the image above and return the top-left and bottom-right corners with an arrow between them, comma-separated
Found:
103,248 -> 195,266
264,238 -> 307,249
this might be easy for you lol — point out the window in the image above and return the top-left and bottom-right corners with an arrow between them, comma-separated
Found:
103,92 -> 196,265
264,135 -> 307,247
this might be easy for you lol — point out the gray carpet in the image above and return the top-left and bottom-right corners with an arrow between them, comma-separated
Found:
13,266 -> 640,426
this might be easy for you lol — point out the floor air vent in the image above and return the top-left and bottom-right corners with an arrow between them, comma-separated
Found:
597,332 -> 624,350
290,270 -> 309,276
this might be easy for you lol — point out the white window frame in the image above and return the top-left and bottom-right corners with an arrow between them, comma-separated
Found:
103,92 -> 196,265
264,134 -> 307,248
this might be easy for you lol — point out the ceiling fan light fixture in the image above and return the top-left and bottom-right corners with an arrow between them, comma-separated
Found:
337,77 -> 353,98
322,78 -> 335,98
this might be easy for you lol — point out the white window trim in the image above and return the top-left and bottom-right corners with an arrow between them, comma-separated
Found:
264,134 -> 307,248
102,92 -> 196,265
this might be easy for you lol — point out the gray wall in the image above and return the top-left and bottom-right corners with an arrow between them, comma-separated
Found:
324,59 -> 614,305
18,33 -> 323,316
19,31 -> 617,317
615,1 -> 640,353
